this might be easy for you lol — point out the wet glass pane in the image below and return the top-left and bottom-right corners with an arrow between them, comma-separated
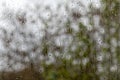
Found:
0,0 -> 119,80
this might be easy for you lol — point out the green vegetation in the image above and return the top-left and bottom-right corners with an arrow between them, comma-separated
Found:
0,0 -> 119,80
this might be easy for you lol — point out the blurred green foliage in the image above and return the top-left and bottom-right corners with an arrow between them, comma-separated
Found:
41,0 -> 120,80
0,0 -> 119,80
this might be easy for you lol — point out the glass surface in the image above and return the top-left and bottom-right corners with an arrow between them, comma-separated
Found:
0,0 -> 119,80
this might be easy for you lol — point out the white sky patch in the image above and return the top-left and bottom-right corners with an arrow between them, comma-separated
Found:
0,0 -> 28,9
0,0 -> 101,11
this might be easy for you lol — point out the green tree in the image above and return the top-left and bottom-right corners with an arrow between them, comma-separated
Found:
0,0 -> 119,80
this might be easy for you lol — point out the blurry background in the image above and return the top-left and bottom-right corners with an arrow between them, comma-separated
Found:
0,0 -> 119,80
